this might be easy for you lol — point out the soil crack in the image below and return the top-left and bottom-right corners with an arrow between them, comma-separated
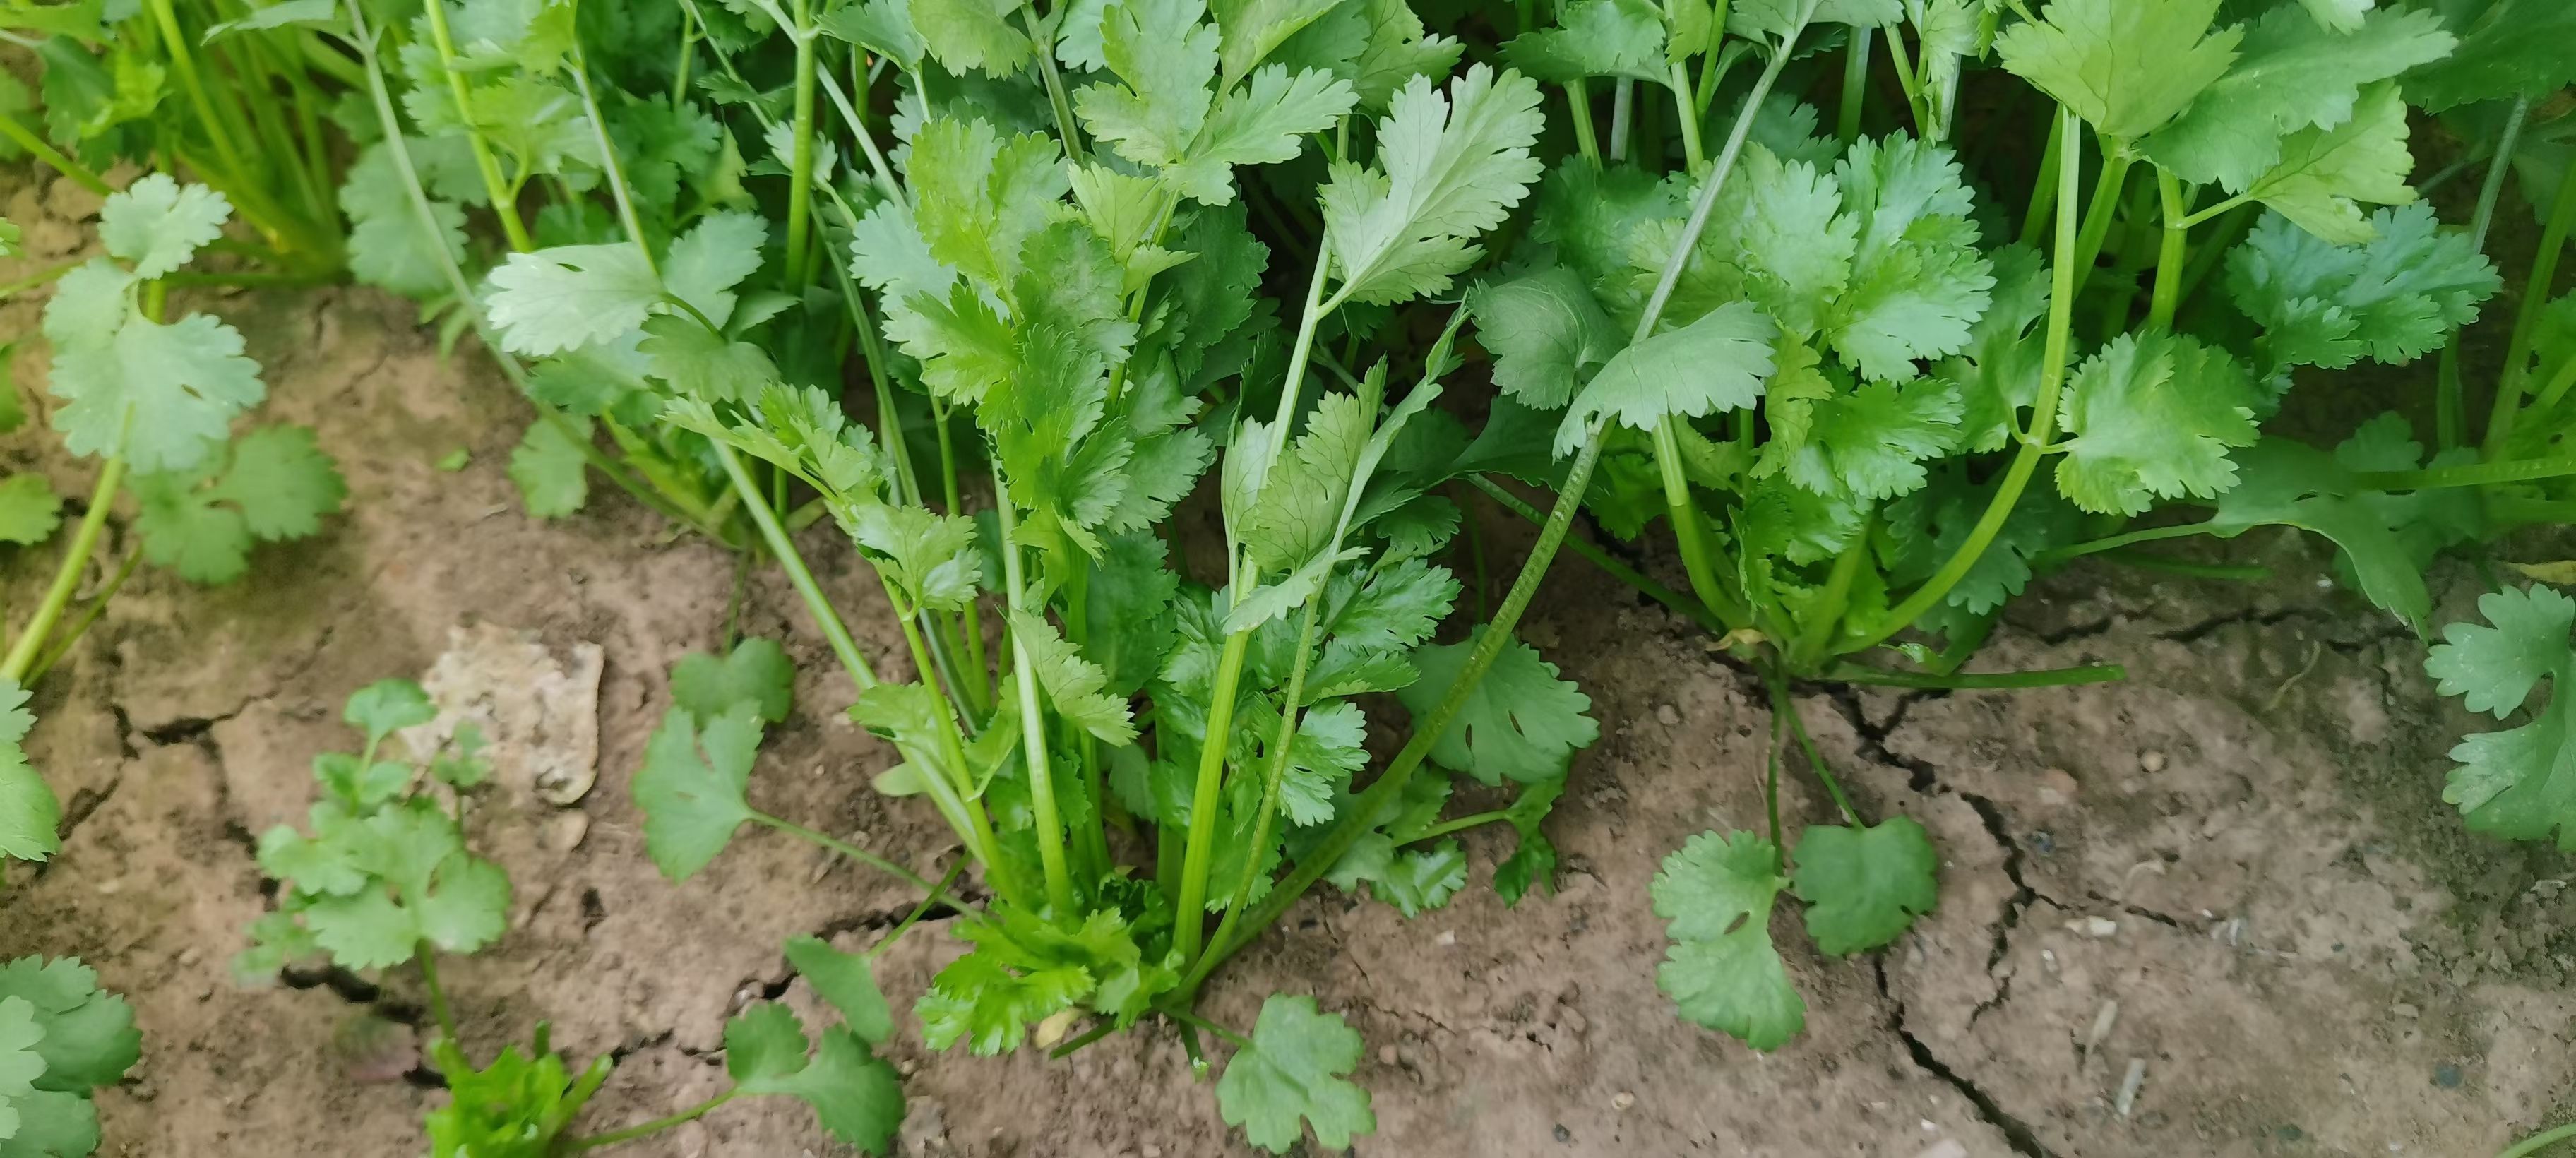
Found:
1876,958 -> 2057,1158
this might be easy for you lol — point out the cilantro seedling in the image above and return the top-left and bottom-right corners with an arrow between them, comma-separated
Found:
0,955 -> 141,1158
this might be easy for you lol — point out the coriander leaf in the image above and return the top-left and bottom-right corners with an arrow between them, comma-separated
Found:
1323,556 -> 1457,652
845,503 -> 982,612
819,0 -> 927,69
1167,64 -> 1357,207
1492,777 -> 1563,906
2241,81 -> 2416,245
2053,330 -> 2261,515
0,996 -> 38,1103
1215,995 -> 1373,1154
1341,0 -> 1465,109
0,1087 -> 97,1158
1790,818 -> 1938,955
0,957 -> 138,1094
1240,389 -> 1373,576
97,174 -> 229,280
1007,610 -> 1137,744
906,117 -> 1066,291
343,679 -> 434,746
1824,134 -> 1995,381
1731,0 -> 1900,40
1282,700 -> 1368,826
912,0 -> 1034,75
1724,145 -> 1855,342
661,210 -> 768,327
633,703 -> 765,880
302,804 -> 510,969
2224,204 -> 2498,369
2202,438 -> 2431,631
2425,587 -> 2576,848
0,679 -> 53,862
1466,265 -> 1622,409
1074,0 -> 1222,173
669,638 -> 795,724
725,1005 -> 907,1153
1777,378 -> 1963,502
484,244 -> 664,357
47,306 -> 263,474
1503,0 -> 1666,85
2142,6 -> 2452,190
508,417 -> 590,518
208,425 -> 345,541
1994,0 -> 2238,140
1652,830 -> 1805,1050
0,477 -> 59,546
2402,0 -> 2576,112
1323,64 -> 1546,306
783,936 -> 895,1046
1556,302 -> 1776,455
1397,627 -> 1599,785
639,314 -> 781,402
1212,0 -> 1344,84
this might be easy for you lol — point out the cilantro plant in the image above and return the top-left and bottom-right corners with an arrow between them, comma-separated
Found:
0,174 -> 344,881
243,676 -> 910,1156
0,955 -> 140,1158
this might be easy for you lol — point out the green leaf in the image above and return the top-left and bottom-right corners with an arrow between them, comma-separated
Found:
2225,204 -> 2498,369
508,417 -> 590,518
97,174 -> 228,280
202,0 -> 340,40
1215,995 -> 1374,1154
1791,818 -> 1939,955
662,210 -> 768,328
2202,438 -> 2431,631
1007,610 -> 1137,744
2424,587 -> 2576,848
299,804 -> 510,969
208,425 -> 345,541
1652,830 -> 1805,1050
845,502 -> 983,611
2142,6 -> 2452,191
484,244 -> 664,357
0,477 -> 59,547
1771,378 -> 1963,502
1397,627 -> 1599,786
1503,0 -> 1666,84
633,703 -> 765,881
0,704 -> 54,861
669,638 -> 795,725
782,936 -> 895,1046
1281,700 -> 1368,826
819,0 -> 927,69
0,957 -> 138,1095
1321,556 -> 1457,652
913,0 -> 1035,75
726,1006 -> 907,1154
44,292 -> 263,474
1556,302 -> 1776,455
2240,81 -> 2416,245
1492,777 -> 1563,906
2053,330 -> 2261,515
1323,64 -> 1546,306
1466,265 -> 1622,410
1167,64 -> 1357,207
1823,134 -> 1995,382
2402,0 -> 2576,112
1994,0 -> 2239,140
1075,0 -> 1221,170
342,679 -> 434,746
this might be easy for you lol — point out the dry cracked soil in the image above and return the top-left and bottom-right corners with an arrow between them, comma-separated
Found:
2,172 -> 2575,1158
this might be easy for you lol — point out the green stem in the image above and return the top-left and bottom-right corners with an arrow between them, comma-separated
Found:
991,487 -> 1077,917
419,0 -> 534,251
2358,455 -> 2576,490
1824,662 -> 2126,689
1566,80 -> 1602,166
0,116 -> 109,196
2445,98 -> 2529,448
2031,519 -> 2210,566
564,1091 -> 740,1152
876,591 -> 1025,908
2070,145 -> 2133,296
1771,680 -> 1856,824
751,813 -> 968,903
1171,631 -> 1249,961
1837,25 -> 1870,145
1843,105 -> 2082,655
1650,417 -> 1747,631
2147,169 -> 2187,331
1400,808 -> 1513,846
2103,551 -> 2268,581
2530,351 -> 2576,414
710,443 -> 879,692
147,0 -> 251,187
2018,109 -> 2063,249
1607,78 -> 1633,163
571,49 -> 653,263
415,944 -> 460,1043
2483,158 -> 2576,458
1466,474 -> 1723,633
0,261 -> 80,299
781,0 -> 820,287
1201,595 -> 1325,962
2496,1123 -> 2576,1158
0,458 -> 124,684
1023,4 -> 1084,157
869,860 -> 970,960
25,547 -> 141,683
1789,518 -> 1869,669
1669,63 -> 1704,172
2493,498 -> 2576,527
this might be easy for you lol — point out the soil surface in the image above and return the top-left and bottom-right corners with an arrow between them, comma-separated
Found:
4,172 -> 2575,1158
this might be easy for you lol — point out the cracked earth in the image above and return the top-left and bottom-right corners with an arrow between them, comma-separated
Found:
4,208 -> 2576,1156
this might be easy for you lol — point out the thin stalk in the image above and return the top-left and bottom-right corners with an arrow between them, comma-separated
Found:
1824,662 -> 2126,689
2443,98 -> 2529,447
1771,681 -> 1856,824
1202,596 -> 1324,957
564,1091 -> 739,1152
1171,631 -> 1249,961
1881,20 -> 1927,134
1398,808 -> 1515,845
2147,169 -> 2187,330
2467,97 -> 2531,257
1788,520 -> 1869,669
415,945 -> 460,1042
0,117 -> 110,196
781,0 -> 821,286
878,587 -> 1023,906
672,6 -> 698,105
2357,454 -> 2576,491
292,30 -> 365,88
710,443 -> 880,691
2018,109 -> 2063,249
146,0 -> 251,186
751,813 -> 970,902
2031,519 -> 2212,566
1650,417 -> 1749,631
2530,350 -> 2576,414
2070,146 -> 2133,295
418,0 -> 535,251
1466,474 -> 1723,633
1761,700 -> 1784,859
1566,80 -> 1602,165
571,50 -> 653,260
2483,159 -> 2576,458
1609,78 -> 1633,162
1837,25 -> 1871,145
869,859 -> 970,960
0,458 -> 124,684
0,261 -> 81,299
1669,63 -> 1705,172
1843,105 -> 2082,655
1022,5 -> 1084,156
2496,1123 -> 2576,1158
991,488 -> 1077,917
25,547 -> 142,682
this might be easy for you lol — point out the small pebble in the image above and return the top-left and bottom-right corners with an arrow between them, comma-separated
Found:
2391,1002 -> 2420,1019
1553,1125 -> 1573,1145
2139,751 -> 2166,774
1654,703 -> 1680,726
1611,1091 -> 1635,1111
1434,929 -> 1457,947
2066,916 -> 2118,938
1142,1146 -> 1162,1158
1378,1046 -> 1399,1067
2037,768 -> 2079,805
2433,1063 -> 2462,1089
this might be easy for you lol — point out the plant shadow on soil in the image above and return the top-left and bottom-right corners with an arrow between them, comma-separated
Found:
0,176 -> 2573,1157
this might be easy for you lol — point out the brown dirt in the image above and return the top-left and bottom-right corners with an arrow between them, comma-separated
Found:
3,182 -> 2575,1157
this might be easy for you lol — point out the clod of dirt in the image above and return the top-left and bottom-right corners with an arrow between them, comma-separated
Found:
400,622 -> 603,806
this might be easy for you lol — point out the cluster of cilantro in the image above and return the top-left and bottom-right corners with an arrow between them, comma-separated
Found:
0,956 -> 140,1158
244,669 -> 906,1155
0,174 -> 345,883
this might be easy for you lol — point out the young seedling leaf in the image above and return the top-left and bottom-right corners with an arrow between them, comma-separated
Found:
1652,830 -> 1805,1049
1994,0 -> 2240,141
2425,587 -> 2576,848
783,936 -> 895,1046
633,703 -> 765,881
1791,818 -> 1939,955
725,1004 -> 906,1154
1215,995 -> 1374,1154
1397,627 -> 1599,785
670,638 -> 796,725
97,174 -> 229,280
0,476 -> 59,547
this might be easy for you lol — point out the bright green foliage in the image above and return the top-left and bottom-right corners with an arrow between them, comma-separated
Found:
785,936 -> 896,1046
1790,818 -> 1939,955
2226,204 -> 2500,369
506,418 -> 590,519
723,1005 -> 905,1152
633,703 -> 764,881
1491,777 -> 1564,906
1467,266 -> 1623,410
1073,0 -> 1356,205
918,905 -> 1180,1053
422,1034 -> 609,1158
1652,830 -> 1804,1050
2426,587 -> 2576,848
344,678 -> 436,745
42,268 -> 263,474
1322,64 -> 1546,306
2239,81 -> 2418,244
1398,628 -> 1599,785
131,425 -> 346,584
1556,302 -> 1776,453
670,638 -> 796,725
1215,995 -> 1373,1154
0,957 -> 139,1158
2142,5 -> 2452,191
0,680 -> 51,864
2053,331 -> 2262,515
0,477 -> 59,548
1995,0 -> 2241,140
2402,0 -> 2576,111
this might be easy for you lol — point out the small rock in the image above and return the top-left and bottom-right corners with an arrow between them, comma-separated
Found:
1434,929 -> 1456,947
174,946 -> 201,967
2432,1063 -> 2462,1089
1654,703 -> 1680,727
2139,751 -> 2166,774
1141,1147 -> 1161,1158
1611,1091 -> 1635,1111
1378,1046 -> 1399,1067
2065,916 -> 2118,938
2037,768 -> 2080,805
2391,1002 -> 2420,1019
1553,1124 -> 1573,1145
541,811 -> 590,852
